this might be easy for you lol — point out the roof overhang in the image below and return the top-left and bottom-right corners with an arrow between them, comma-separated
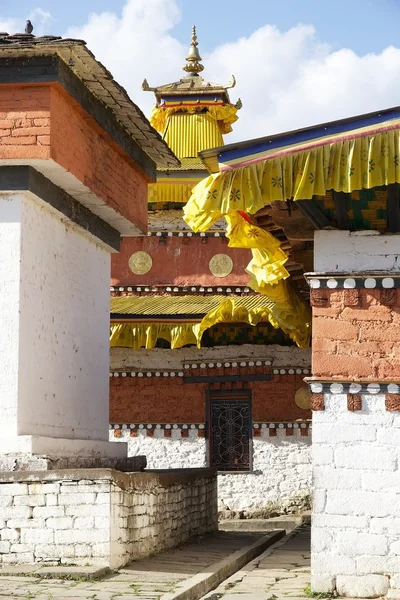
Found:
0,41 -> 180,172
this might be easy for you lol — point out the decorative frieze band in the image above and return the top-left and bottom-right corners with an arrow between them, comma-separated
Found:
305,273 -> 400,290
308,384 -> 400,412
147,231 -> 225,238
110,285 -> 251,295
110,366 -> 310,378
110,422 -> 311,438
309,382 -> 400,394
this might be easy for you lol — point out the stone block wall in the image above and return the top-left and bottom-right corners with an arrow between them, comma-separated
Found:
111,427 -> 311,513
0,468 -> 217,569
312,394 -> 400,598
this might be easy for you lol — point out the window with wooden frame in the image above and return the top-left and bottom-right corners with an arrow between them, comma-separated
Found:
207,390 -> 252,472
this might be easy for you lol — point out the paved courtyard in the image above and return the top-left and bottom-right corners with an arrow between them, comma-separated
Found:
202,525 -> 311,600
0,526 -> 310,599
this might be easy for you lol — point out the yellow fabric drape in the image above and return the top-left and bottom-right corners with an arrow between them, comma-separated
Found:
182,209 -> 311,347
225,211 -> 289,286
110,322 -> 200,350
150,104 -> 239,135
197,292 -> 310,348
183,129 -> 400,229
110,293 -> 304,350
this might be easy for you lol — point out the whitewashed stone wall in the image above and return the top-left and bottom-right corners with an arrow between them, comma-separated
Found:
110,344 -> 311,372
312,394 -> 400,598
111,428 -> 312,512
0,469 -> 217,569
0,191 -> 114,457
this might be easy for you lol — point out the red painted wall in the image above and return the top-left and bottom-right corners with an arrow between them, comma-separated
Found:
110,371 -> 310,424
111,236 -> 252,287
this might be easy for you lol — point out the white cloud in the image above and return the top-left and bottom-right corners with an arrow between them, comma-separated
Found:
4,0 -> 400,144
28,8 -> 53,36
64,0 -> 400,143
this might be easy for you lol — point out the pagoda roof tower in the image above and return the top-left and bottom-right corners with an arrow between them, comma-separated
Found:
142,26 -> 241,177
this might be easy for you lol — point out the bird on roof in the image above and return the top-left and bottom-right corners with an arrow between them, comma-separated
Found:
25,20 -> 33,34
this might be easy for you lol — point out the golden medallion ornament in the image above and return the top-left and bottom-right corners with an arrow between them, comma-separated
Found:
209,254 -> 234,278
128,251 -> 153,275
295,386 -> 312,410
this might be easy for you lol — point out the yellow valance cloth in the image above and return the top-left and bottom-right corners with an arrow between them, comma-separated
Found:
150,104 -> 239,135
110,322 -> 200,350
110,296 -> 291,350
183,129 -> 400,230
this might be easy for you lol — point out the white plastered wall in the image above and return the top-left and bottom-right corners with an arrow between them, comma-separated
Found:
111,428 -> 312,512
0,191 -> 111,443
312,395 -> 400,598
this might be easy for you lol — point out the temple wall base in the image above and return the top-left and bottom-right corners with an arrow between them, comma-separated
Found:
312,393 -> 400,598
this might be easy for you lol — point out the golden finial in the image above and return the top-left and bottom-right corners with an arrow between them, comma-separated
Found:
183,25 -> 204,76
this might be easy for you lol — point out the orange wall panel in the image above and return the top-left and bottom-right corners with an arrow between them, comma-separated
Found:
111,236 -> 251,286
50,86 -> 148,232
110,374 -> 311,424
0,85 -> 51,160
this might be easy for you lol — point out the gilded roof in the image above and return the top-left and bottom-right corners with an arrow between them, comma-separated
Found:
142,26 -> 236,103
142,75 -> 236,102
0,34 -> 179,170
111,295 -> 274,319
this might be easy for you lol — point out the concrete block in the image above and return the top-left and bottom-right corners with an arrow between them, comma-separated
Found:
30,483 -> 60,495
0,483 -> 28,495
57,493 -> 96,505
21,528 -> 54,544
33,506 -> 65,518
65,504 -> 109,517
336,574 -> 389,598
14,494 -> 46,507
313,466 -> 362,491
3,506 -> 32,519
313,424 -> 376,444
312,445 -> 334,466
0,496 -> 12,507
35,544 -> 75,559
0,529 -> 20,541
2,552 -> 34,563
334,446 -> 396,471
335,532 -> 387,556
311,574 -> 336,593
46,517 -> 73,530
0,541 -> 10,553
73,516 -> 94,529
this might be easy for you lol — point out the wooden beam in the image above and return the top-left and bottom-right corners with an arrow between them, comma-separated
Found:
297,200 -> 331,229
333,191 -> 349,230
387,183 -> 400,233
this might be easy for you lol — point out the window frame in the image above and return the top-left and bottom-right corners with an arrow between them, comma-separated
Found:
205,389 -> 253,473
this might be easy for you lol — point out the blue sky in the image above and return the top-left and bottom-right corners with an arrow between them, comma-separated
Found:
1,0 -> 399,55
3,0 -> 400,142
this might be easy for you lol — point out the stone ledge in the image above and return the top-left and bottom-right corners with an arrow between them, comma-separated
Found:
0,466 -> 216,490
0,565 -> 109,580
0,455 -> 146,473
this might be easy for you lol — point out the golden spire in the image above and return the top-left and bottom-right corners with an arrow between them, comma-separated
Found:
183,25 -> 204,76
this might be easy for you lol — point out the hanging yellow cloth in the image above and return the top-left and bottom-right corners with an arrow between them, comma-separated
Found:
182,208 -> 311,348
183,128 -> 400,229
196,294 -> 310,348
225,211 -> 289,286
150,103 -> 239,135
110,322 -> 200,350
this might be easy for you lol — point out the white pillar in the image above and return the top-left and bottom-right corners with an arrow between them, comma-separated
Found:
0,191 -> 126,463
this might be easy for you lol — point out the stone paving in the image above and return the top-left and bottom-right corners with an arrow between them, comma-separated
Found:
202,525 -> 311,600
0,530 -> 271,599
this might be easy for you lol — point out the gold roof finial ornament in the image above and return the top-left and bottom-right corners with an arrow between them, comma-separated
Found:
183,25 -> 204,76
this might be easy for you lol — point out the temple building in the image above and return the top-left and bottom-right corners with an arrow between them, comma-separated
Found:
109,28 -> 312,513
179,102 -> 400,597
